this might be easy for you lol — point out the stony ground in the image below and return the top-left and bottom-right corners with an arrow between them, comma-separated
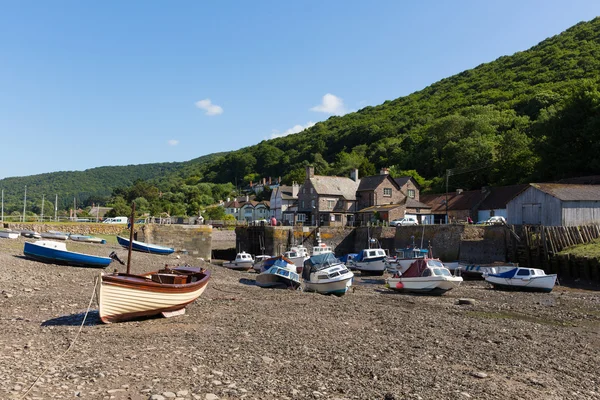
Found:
1,237 -> 600,400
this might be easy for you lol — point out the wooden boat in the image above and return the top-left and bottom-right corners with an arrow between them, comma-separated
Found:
98,202 -> 210,323
223,251 -> 254,271
98,266 -> 210,323
0,229 -> 20,239
69,234 -> 106,244
20,230 -> 41,239
457,262 -> 517,280
386,258 -> 463,295
256,256 -> 301,289
40,230 -> 69,240
23,240 -> 113,268
116,236 -> 174,254
302,253 -> 354,296
484,267 -> 557,292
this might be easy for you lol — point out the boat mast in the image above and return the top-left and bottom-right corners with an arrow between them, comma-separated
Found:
126,202 -> 136,274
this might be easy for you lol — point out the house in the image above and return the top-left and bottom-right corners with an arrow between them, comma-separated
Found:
223,198 -> 244,221
421,189 -> 487,224
240,200 -> 270,222
476,184 -> 528,222
394,176 -> 432,223
506,183 -> 600,226
296,166 -> 359,227
270,183 -> 301,223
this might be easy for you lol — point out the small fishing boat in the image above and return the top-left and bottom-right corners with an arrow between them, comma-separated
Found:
70,234 -> 106,244
0,229 -> 20,239
256,256 -> 301,289
311,235 -> 334,257
484,267 -> 557,292
41,230 -> 70,240
302,253 -> 354,296
98,202 -> 211,323
283,245 -> 309,273
457,262 -> 517,280
386,258 -> 463,295
385,244 -> 429,274
350,237 -> 389,275
23,240 -> 113,268
98,265 -> 210,323
116,236 -> 174,254
20,230 -> 41,239
252,254 -> 274,273
223,251 -> 254,271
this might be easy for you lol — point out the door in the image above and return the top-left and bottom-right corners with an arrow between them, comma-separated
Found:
522,203 -> 542,225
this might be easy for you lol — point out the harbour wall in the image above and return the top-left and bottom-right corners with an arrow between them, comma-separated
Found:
4,222 -> 127,235
138,224 -> 212,261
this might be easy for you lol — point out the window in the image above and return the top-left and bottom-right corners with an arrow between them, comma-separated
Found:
327,199 -> 335,209
301,201 -> 305,208
516,269 -> 530,276
408,189 -> 415,198
297,214 -> 306,222
311,200 -> 315,208
303,188 -> 306,194
310,188 -> 314,194
383,188 -> 392,197
335,214 -> 341,222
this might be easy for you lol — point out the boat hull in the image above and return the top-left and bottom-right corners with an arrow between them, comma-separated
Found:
458,263 -> 516,280
386,276 -> 463,295
24,241 -> 112,268
41,232 -> 69,240
98,268 -> 210,323
0,230 -> 19,239
304,276 -> 353,296
353,258 -> 387,275
256,269 -> 301,289
223,261 -> 254,271
116,236 -> 174,255
70,235 -> 105,244
485,275 -> 557,292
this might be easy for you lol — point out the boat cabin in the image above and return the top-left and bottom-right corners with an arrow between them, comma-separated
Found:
395,247 -> 429,260
234,252 -> 254,263
489,267 -> 548,278
355,248 -> 387,261
312,242 -> 333,256
401,259 -> 452,278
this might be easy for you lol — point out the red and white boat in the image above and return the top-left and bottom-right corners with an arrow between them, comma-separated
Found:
386,258 -> 463,295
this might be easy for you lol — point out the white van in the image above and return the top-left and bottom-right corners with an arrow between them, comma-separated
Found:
102,216 -> 129,224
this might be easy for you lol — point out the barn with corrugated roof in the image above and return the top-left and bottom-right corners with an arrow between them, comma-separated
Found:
506,183 -> 600,226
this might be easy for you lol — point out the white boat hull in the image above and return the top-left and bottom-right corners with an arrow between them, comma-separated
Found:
0,231 -> 19,239
387,276 -> 463,295
304,276 -> 353,296
223,260 -> 254,271
485,275 -> 557,292
98,274 -> 209,323
256,271 -> 300,289
354,259 -> 387,275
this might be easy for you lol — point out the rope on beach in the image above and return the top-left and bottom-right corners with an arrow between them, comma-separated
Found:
20,276 -> 99,399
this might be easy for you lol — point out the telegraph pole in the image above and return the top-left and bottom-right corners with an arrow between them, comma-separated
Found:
22,185 -> 27,222
41,194 -> 45,222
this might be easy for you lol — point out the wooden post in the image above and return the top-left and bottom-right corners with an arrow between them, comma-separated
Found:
126,202 -> 136,275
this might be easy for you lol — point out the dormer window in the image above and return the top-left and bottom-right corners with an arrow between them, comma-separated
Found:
408,189 -> 415,198
383,188 -> 392,197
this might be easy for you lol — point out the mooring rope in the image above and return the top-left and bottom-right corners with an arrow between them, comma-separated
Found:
20,276 -> 99,399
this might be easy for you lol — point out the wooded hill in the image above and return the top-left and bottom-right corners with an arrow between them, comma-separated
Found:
2,18 -> 600,217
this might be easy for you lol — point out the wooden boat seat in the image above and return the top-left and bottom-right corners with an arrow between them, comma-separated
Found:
151,273 -> 188,285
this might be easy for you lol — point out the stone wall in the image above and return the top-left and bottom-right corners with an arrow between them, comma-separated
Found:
137,224 -> 212,261
4,222 -> 127,235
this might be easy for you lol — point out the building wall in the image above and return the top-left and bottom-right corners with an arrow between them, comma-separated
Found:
562,201 -> 600,226
507,187 -> 562,226
357,178 -> 404,210
477,208 -> 508,222
399,180 -> 420,201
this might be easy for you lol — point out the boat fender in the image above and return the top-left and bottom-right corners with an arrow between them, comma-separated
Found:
395,282 -> 404,289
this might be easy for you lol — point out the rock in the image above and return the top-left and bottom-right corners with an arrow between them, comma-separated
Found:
384,394 -> 397,400
176,390 -> 189,396
456,298 -> 476,305
150,396 -> 166,400
205,394 -> 219,400
23,288 -> 33,293
107,388 -> 126,393
471,371 -> 488,379
261,356 -> 274,364
211,370 -> 223,376
460,392 -> 471,398
162,392 -> 177,398
4,293 -> 12,298
212,380 -> 222,386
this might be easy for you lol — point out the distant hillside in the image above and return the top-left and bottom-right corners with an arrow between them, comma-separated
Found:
193,17 -> 600,191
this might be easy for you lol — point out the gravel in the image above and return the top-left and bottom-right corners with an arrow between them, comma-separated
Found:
1,237 -> 600,399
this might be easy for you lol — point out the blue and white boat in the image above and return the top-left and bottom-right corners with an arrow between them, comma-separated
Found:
457,262 -> 517,280
302,253 -> 354,296
385,246 -> 430,275
116,236 -> 175,255
256,256 -> 301,289
484,267 -> 557,292
24,240 -> 113,268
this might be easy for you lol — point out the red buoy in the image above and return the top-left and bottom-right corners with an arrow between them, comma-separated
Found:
395,282 -> 404,289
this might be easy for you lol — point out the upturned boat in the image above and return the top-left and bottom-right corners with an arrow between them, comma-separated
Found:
41,230 -> 70,240
20,230 -> 41,239
302,253 -> 354,296
256,256 -> 301,289
386,258 -> 463,295
70,234 -> 106,244
484,267 -> 557,292
116,236 -> 174,254
0,229 -> 20,239
223,251 -> 254,271
23,240 -> 113,268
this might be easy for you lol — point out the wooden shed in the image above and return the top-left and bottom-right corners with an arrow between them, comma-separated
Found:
506,183 -> 600,226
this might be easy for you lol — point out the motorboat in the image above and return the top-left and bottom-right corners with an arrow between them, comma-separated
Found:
40,230 -> 70,240
302,253 -> 354,296
484,267 -> 557,292
71,234 -> 106,244
339,253 -> 359,270
385,245 -> 429,275
23,240 -> 113,268
0,229 -> 20,239
457,262 -> 517,280
386,258 -> 463,295
256,256 -> 301,289
253,254 -> 274,273
223,251 -> 254,271
116,236 -> 173,254
98,265 -> 210,323
283,245 -> 310,273
350,247 -> 389,275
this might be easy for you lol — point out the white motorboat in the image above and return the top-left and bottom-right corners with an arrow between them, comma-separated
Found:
484,267 -> 557,292
457,262 -> 518,280
386,258 -> 463,295
351,247 -> 389,275
385,246 -> 429,274
256,256 -> 301,289
311,240 -> 333,256
283,245 -> 309,273
253,254 -> 274,273
0,229 -> 20,239
223,251 -> 254,271
69,234 -> 106,244
302,253 -> 354,296
40,230 -> 70,240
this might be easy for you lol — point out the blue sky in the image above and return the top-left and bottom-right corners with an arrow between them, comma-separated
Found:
1,0 -> 600,179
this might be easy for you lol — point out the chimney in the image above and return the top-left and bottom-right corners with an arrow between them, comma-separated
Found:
380,167 -> 389,175
227,197 -> 230,202
292,182 -> 300,197
269,176 -> 272,185
262,177 -> 266,185
350,168 -> 359,182
306,165 -> 314,179
456,189 -> 463,194
250,180 -> 253,187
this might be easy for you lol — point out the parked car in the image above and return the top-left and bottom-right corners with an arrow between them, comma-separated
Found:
486,216 -> 507,225
390,217 -> 419,226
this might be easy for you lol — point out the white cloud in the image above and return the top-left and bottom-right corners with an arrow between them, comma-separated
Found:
195,98 -> 224,116
168,139 -> 179,146
271,121 -> 315,139
310,93 -> 347,115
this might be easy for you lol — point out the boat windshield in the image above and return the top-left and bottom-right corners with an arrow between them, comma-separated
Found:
427,260 -> 445,268
432,268 -> 451,276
